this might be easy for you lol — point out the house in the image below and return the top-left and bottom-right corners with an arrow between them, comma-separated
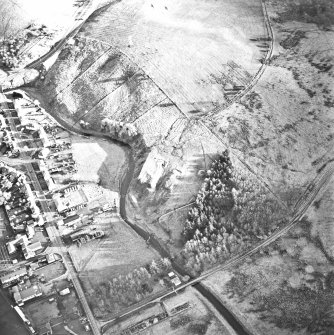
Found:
13,283 -> 42,306
26,225 -> 35,239
0,268 -> 27,285
37,126 -> 50,147
6,235 -> 29,254
63,214 -> 81,226
53,187 -> 88,213
168,272 -> 182,286
39,160 -> 55,190
59,288 -> 70,296
22,241 -> 43,259
46,253 -> 56,264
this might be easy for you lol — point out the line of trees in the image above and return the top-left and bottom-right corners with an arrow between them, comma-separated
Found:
101,118 -> 138,140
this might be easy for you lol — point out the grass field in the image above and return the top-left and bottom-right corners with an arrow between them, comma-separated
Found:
70,214 -> 158,274
71,136 -> 127,191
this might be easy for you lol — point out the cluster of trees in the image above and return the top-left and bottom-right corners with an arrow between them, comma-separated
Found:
101,118 -> 138,140
98,258 -> 172,312
0,37 -> 23,68
181,150 -> 286,274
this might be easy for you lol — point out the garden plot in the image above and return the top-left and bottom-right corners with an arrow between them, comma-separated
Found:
23,299 -> 60,329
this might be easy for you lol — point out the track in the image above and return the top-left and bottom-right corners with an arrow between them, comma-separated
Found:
206,0 -> 274,117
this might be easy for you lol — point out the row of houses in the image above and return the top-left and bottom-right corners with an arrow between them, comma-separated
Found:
0,252 -> 57,287
0,163 -> 45,260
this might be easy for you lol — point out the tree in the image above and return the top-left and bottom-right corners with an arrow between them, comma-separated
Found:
149,260 -> 159,274
161,258 -> 171,271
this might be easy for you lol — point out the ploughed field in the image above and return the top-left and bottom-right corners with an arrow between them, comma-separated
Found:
79,0 -> 267,115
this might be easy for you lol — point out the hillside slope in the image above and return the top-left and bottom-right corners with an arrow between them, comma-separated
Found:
33,0 -> 334,260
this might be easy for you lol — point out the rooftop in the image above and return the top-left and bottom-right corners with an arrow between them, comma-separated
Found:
0,268 -> 27,284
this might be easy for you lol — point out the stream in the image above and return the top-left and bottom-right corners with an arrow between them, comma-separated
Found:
3,88 -> 251,335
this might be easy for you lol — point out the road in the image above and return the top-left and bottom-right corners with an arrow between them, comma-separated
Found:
46,224 -> 101,335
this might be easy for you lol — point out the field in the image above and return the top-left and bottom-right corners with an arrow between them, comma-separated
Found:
67,213 -> 159,317
24,299 -> 61,329
69,214 -> 158,274
70,136 -> 127,191
2,0 -> 334,333
33,0 -> 334,264
105,287 -> 234,335
0,0 -> 84,36
80,0 -> 266,114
